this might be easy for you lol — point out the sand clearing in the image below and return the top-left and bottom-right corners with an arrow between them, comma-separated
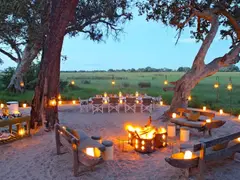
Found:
1,105 -> 240,180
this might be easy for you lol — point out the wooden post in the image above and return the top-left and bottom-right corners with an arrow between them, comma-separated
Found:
198,143 -> 206,180
54,124 -> 61,155
72,138 -> 79,177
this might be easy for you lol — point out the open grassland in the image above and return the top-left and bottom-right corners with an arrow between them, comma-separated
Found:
0,72 -> 240,114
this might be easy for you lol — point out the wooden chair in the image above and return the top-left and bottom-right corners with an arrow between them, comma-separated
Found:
79,98 -> 89,113
124,98 -> 136,113
54,124 -> 105,176
108,97 -> 120,113
165,131 -> 240,179
91,98 -> 103,114
141,98 -> 153,113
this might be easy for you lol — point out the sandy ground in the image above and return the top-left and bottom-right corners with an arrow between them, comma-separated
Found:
1,105 -> 240,180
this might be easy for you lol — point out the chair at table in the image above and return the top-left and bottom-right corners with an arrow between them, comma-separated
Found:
141,98 -> 153,113
79,98 -> 89,113
92,98 -> 103,114
124,98 -> 136,113
108,97 -> 120,113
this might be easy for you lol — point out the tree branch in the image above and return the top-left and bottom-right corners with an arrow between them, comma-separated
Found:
192,10 -> 219,70
163,87 -> 175,92
0,48 -> 19,63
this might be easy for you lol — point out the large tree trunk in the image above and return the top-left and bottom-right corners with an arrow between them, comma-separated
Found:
7,43 -> 41,92
30,0 -> 78,129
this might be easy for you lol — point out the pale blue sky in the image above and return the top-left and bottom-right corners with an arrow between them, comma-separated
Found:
0,13 -> 237,71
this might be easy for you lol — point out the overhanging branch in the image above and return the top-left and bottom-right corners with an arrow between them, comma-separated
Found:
163,87 -> 175,92
0,48 -> 19,63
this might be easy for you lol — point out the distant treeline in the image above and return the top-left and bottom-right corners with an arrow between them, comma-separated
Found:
61,65 -> 240,73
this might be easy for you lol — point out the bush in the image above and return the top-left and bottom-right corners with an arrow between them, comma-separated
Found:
60,80 -> 69,91
138,82 -> 151,88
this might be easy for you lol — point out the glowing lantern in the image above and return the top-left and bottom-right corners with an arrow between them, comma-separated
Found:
214,83 -> 219,89
58,101 -> 62,105
72,100 -> 76,105
20,81 -> 24,87
18,128 -> 25,136
0,103 -> 4,108
141,146 -> 145,150
188,96 -> 192,101
104,92 -> 107,97
119,99 -> 123,104
184,150 -> 193,159
50,99 -> 57,106
160,100 -> 163,106
119,92 -> 122,97
136,100 -> 139,104
71,80 -> 75,85
23,103 -> 27,108
86,147 -> 94,157
206,119 -> 211,123
135,139 -> 138,144
135,91 -> 139,97
227,84 -> 232,91
62,126 -> 66,130
163,142 -> 166,146
111,80 -> 115,85
141,140 -> 145,145
219,109 -> 223,115
238,115 -> 240,120
58,94 -> 61,100
72,144 -> 77,150
203,106 -> 206,111
162,134 -> 166,140
164,80 -> 168,85
172,113 -> 177,118
237,138 -> 240,142
104,100 -> 108,104
128,133 -> 131,138
135,144 -> 138,149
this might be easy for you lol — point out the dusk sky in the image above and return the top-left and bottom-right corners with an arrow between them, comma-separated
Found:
0,11 -> 236,71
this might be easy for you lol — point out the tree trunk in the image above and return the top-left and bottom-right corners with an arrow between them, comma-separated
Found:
30,0 -> 78,129
7,43 -> 41,92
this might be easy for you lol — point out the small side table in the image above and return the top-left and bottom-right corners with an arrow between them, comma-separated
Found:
117,136 -> 128,152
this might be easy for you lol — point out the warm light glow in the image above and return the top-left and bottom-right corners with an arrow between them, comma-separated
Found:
119,91 -> 122,97
72,100 -> 76,105
62,126 -> 66,130
119,99 -> 123,104
20,82 -> 24,87
163,142 -> 166,146
135,91 -> 139,97
58,94 -> 61,100
136,100 -> 139,104
72,144 -> 77,150
141,146 -> 145,150
141,140 -> 145,145
135,139 -> 138,144
188,96 -> 192,101
162,134 -> 166,140
104,92 -> 107,97
203,106 -> 207,111
128,133 -> 131,138
86,147 -> 94,157
71,80 -> 75,85
0,103 -> 4,108
184,150 -> 193,159
206,119 -> 212,123
18,128 -> 25,136
214,83 -> 219,89
172,113 -> 177,118
238,115 -> 240,120
111,80 -> 115,85
219,109 -> 223,114
160,101 -> 163,106
227,84 -> 232,91
104,100 -> 108,104
237,138 -> 240,142
58,100 -> 62,105
164,80 -> 168,85
50,99 -> 57,106
23,103 -> 27,108
135,144 -> 138,149
126,125 -> 156,140
158,127 -> 166,134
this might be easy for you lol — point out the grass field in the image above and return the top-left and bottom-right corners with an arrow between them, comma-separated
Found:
0,72 -> 240,114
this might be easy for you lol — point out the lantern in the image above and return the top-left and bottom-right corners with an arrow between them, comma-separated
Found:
58,94 -> 61,100
219,109 -> 223,115
20,81 -> 24,87
135,91 -> 139,97
188,96 -> 192,101
85,147 -> 94,157
104,100 -> 108,104
50,99 -> 57,106
227,84 -> 232,91
0,103 -> 4,108
172,113 -> 177,118
58,101 -> 62,105
72,100 -> 76,105
184,150 -> 193,159
203,106 -> 206,111
237,138 -> 240,142
238,115 -> 240,120
111,80 -> 115,85
119,91 -> 122,97
214,83 -> 219,89
71,80 -> 75,85
119,99 -> 123,104
23,103 -> 27,108
206,119 -> 211,123
163,75 -> 168,85
136,100 -> 139,104
18,128 -> 25,136
160,100 -> 163,106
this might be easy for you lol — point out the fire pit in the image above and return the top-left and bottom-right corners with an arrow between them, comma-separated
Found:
126,125 -> 167,153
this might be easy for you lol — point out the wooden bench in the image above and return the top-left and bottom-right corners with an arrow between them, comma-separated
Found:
54,123 -> 105,176
165,131 -> 240,179
170,108 -> 225,135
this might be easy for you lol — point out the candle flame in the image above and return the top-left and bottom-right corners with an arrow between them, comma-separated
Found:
184,150 -> 193,159
86,147 -> 94,157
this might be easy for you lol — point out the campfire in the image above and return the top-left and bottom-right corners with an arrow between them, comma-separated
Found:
126,123 -> 167,153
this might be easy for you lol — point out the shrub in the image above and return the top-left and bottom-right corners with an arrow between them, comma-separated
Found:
138,82 -> 151,88
59,80 -> 69,91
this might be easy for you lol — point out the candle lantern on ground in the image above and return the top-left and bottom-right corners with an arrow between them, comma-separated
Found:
219,109 -> 223,115
23,103 -> 27,108
203,106 -> 206,111
18,128 -> 25,137
160,100 -> 163,106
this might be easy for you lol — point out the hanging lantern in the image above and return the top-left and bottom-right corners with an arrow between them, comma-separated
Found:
111,75 -> 115,85
135,91 -> 139,97
71,80 -> 75,85
188,95 -> 192,101
227,77 -> 232,91
163,75 -> 168,85
119,91 -> 122,97
49,99 -> 57,106
20,81 -> 24,87
58,94 -> 61,100
214,76 -> 220,89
